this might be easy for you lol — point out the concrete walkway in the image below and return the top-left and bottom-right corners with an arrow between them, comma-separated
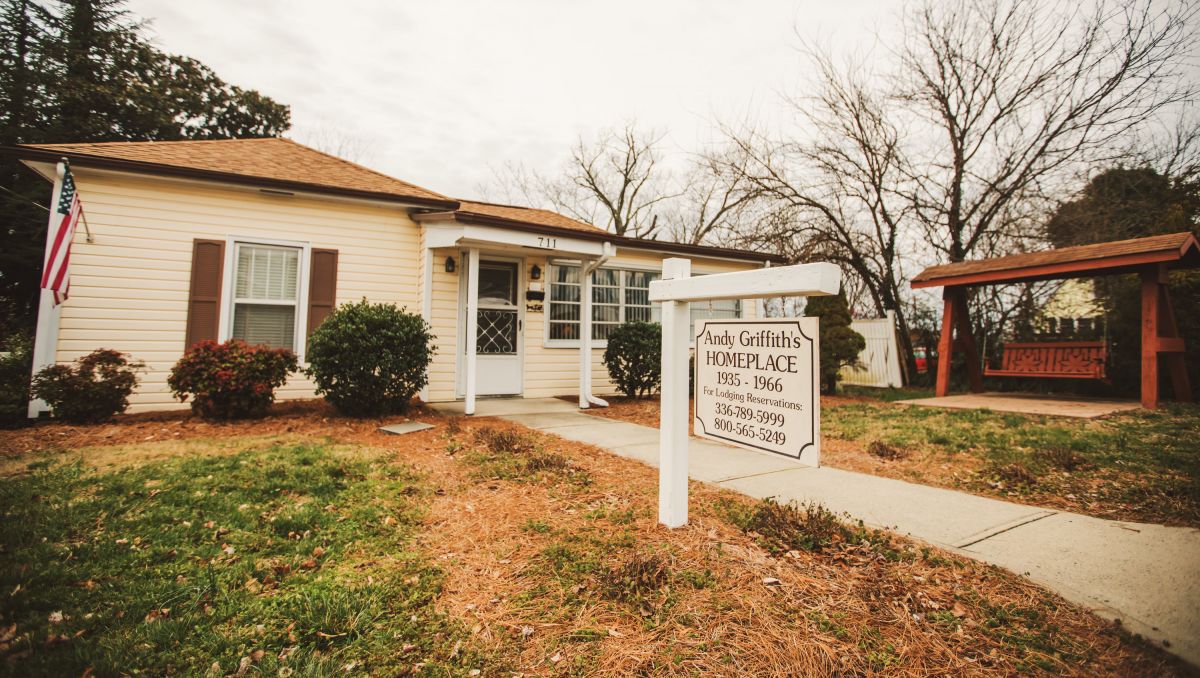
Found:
432,398 -> 1200,666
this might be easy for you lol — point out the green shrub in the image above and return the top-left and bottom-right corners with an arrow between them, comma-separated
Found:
805,292 -> 866,394
31,349 -> 143,423
0,334 -> 33,427
602,321 -> 661,398
168,339 -> 297,419
304,300 -> 435,417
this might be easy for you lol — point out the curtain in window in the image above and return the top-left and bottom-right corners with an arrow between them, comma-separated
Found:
232,244 -> 300,350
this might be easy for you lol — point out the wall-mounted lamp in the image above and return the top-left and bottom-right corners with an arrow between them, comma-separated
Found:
530,264 -> 542,280
444,256 -> 456,273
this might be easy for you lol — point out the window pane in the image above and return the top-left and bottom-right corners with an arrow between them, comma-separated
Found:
593,323 -> 617,341
552,265 -> 579,284
550,322 -> 579,340
592,286 -> 619,304
625,286 -> 649,306
625,270 -> 657,289
478,263 -> 517,305
592,269 -> 618,286
593,305 -> 619,322
550,284 -> 580,302
233,303 -> 295,349
550,303 -> 580,321
235,244 -> 298,301
626,306 -> 652,323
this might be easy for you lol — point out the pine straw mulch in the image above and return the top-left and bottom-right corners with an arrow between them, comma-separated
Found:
420,419 -> 1185,676
0,402 -> 1189,675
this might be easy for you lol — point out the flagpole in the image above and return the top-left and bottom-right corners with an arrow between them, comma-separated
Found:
27,160 -> 68,418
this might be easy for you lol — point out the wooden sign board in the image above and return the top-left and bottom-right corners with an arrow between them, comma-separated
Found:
693,318 -> 820,466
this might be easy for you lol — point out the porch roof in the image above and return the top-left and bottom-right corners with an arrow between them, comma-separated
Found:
911,231 -> 1200,289
415,200 -> 785,264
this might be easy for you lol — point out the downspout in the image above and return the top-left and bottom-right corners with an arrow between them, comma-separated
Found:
579,242 -> 616,409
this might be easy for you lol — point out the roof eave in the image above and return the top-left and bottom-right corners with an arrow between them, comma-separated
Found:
5,145 -> 461,210
414,209 -> 784,263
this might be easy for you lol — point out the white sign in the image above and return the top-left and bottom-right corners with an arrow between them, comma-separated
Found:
650,258 -> 840,529
693,318 -> 820,465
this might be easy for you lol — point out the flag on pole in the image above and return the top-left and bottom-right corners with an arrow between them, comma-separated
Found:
41,162 -> 83,306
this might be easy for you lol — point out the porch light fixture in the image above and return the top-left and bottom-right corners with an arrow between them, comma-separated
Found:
445,256 -> 456,273
530,264 -> 541,280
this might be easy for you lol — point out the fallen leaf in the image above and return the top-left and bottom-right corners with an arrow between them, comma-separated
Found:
762,577 -> 782,587
312,546 -> 326,558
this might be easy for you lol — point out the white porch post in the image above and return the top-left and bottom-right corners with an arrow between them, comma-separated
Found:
27,161 -> 67,418
579,259 -> 593,409
464,248 -> 480,415
658,257 -> 691,527
418,246 -> 434,403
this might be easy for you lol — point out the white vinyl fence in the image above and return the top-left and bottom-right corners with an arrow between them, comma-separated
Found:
840,310 -> 903,388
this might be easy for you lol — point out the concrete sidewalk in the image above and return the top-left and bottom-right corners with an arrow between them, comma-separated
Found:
432,398 -> 1200,666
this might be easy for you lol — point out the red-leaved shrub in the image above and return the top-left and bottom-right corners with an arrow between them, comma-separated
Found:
168,340 -> 297,419
31,349 -> 143,423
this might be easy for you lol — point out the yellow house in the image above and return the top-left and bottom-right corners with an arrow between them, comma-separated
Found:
13,138 -> 778,414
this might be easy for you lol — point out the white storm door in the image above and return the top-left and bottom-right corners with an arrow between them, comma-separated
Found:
469,259 -> 523,396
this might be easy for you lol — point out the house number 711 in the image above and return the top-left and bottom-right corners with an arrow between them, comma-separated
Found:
536,237 -> 557,249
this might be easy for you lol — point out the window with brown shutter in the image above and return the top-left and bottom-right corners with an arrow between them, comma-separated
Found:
184,239 -> 225,350
307,248 -> 338,338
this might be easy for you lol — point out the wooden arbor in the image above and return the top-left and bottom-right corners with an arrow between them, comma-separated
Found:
911,232 -> 1200,409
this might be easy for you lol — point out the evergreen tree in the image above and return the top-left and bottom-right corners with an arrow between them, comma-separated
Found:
0,0 -> 291,331
805,292 -> 865,395
1045,167 -> 1198,399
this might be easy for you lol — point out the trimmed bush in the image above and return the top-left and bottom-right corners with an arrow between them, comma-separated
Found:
805,292 -> 866,394
31,349 -> 143,423
602,321 -> 661,398
168,340 -> 297,419
304,300 -> 436,417
0,334 -> 33,427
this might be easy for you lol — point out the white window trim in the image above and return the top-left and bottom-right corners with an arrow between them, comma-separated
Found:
217,236 -> 313,361
544,262 -> 745,349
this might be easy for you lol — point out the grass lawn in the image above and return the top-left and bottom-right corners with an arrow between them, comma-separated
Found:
589,392 -> 1200,527
0,402 -> 1190,675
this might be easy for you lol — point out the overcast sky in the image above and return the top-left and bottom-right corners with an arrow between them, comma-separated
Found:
126,0 -> 896,200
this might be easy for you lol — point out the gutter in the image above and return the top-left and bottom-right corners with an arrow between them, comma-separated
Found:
4,145 -> 461,211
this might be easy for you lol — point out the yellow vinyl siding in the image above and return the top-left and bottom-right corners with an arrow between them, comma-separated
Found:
55,167 -> 764,411
57,169 -> 423,412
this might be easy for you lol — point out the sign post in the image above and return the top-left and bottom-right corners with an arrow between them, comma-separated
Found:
649,258 -> 840,528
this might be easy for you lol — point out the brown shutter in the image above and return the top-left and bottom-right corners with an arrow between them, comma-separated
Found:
184,239 -> 225,350
307,248 -> 339,337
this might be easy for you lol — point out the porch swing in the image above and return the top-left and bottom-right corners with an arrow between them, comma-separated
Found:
983,314 -> 1110,382
911,231 -> 1197,409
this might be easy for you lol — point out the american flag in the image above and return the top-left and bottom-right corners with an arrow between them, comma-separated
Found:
41,163 -> 83,306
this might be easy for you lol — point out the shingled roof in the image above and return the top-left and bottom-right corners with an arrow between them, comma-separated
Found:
10,138 -> 783,262
13,137 -> 458,208
911,232 -> 1200,288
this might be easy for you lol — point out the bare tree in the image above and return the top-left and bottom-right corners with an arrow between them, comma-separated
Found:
294,124 -> 377,165
726,0 -> 1197,375
723,53 -> 924,372
898,0 -> 1197,263
491,123 -> 675,238
665,145 -> 768,245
